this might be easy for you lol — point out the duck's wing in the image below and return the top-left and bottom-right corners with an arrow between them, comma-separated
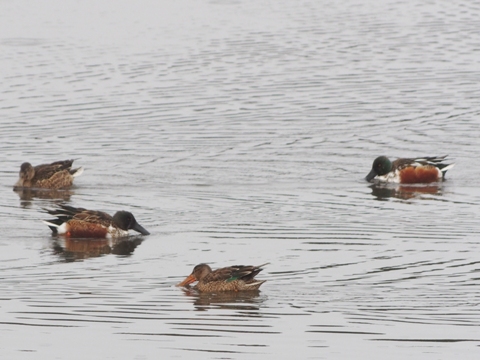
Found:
33,160 -> 74,180
207,263 -> 268,283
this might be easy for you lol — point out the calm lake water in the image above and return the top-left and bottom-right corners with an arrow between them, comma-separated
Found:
1,0 -> 480,359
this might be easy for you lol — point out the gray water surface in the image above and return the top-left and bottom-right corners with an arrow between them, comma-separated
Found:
1,0 -> 480,359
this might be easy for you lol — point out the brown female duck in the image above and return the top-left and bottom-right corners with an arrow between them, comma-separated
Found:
177,263 -> 268,292
14,159 -> 83,189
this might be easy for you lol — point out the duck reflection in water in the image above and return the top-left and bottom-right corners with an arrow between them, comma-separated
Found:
369,183 -> 442,200
179,287 -> 265,312
14,187 -> 74,208
52,235 -> 144,262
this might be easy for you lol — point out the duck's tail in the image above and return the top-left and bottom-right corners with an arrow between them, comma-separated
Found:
70,166 -> 84,177
42,220 -> 61,234
245,280 -> 267,290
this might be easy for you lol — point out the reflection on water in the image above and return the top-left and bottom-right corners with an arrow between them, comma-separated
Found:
369,184 -> 442,200
52,236 -> 144,261
14,187 -> 74,207
180,287 -> 264,311
1,0 -> 480,358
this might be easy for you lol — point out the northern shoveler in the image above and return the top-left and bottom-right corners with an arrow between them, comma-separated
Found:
365,155 -> 454,184
177,263 -> 268,292
43,205 -> 150,238
14,159 -> 83,190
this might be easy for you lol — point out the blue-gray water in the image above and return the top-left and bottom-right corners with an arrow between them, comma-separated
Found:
1,0 -> 480,359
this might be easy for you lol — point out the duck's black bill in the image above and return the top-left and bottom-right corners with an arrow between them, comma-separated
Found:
365,169 -> 377,182
133,222 -> 150,235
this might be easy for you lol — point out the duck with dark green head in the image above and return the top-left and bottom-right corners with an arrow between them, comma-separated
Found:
366,155 -> 454,184
43,205 -> 150,238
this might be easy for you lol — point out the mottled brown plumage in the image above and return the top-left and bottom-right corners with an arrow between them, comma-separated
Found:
177,263 -> 268,292
14,160 -> 83,189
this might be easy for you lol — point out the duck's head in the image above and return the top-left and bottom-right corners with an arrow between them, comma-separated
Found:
19,162 -> 35,181
112,211 -> 150,235
177,264 -> 212,286
365,156 -> 392,181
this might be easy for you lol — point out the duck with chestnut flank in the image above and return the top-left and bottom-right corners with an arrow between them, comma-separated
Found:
43,205 -> 150,238
365,155 -> 454,184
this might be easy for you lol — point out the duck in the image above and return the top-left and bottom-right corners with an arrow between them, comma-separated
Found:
43,205 -> 150,238
365,155 -> 454,183
14,159 -> 83,189
177,263 -> 268,292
